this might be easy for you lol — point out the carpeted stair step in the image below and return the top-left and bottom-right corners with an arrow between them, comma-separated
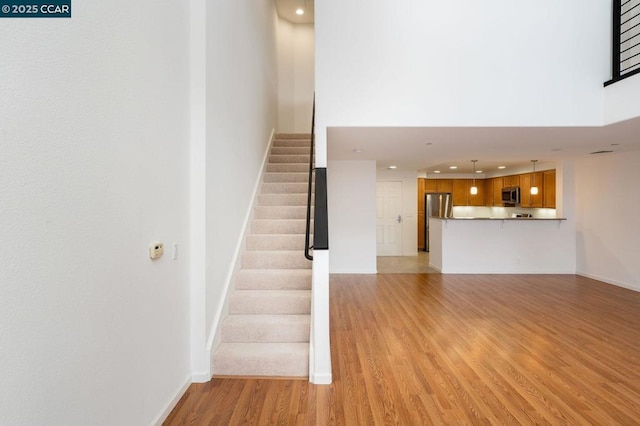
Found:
242,250 -> 311,269
251,219 -> 308,234
266,163 -> 308,173
246,234 -> 309,250
230,290 -> 311,314
235,269 -> 312,290
270,147 -> 311,156
258,193 -> 307,206
254,206 -> 311,219
263,173 -> 309,183
221,315 -> 310,343
213,342 -> 309,377
268,155 -> 309,164
261,182 -> 310,194
275,133 -> 310,140
273,139 -> 311,148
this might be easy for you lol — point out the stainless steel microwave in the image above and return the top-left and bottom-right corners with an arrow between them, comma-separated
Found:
501,186 -> 520,204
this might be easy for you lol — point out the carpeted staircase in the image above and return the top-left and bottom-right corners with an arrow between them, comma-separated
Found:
212,133 -> 313,377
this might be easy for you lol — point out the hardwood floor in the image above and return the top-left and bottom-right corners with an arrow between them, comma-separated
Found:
165,274 -> 640,425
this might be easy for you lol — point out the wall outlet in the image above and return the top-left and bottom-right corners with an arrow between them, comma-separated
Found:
149,242 -> 164,260
172,243 -> 178,260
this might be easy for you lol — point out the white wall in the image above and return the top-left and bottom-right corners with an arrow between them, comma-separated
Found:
604,74 -> 640,124
277,19 -> 315,133
316,0 -> 609,126
204,0 -> 278,366
575,151 -> 640,291
315,0 -> 611,158
327,161 -> 377,273
377,169 -> 418,255
0,2 -> 191,424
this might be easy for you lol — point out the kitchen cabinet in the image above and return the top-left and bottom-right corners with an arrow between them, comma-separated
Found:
519,172 -> 543,208
503,175 -> 520,187
543,170 -> 556,208
468,179 -> 485,206
424,179 -> 437,192
452,179 -> 485,206
452,179 -> 468,206
484,177 -> 505,207
484,179 -> 494,206
435,179 -> 453,193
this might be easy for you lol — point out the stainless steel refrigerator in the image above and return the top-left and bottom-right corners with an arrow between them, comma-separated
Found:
424,192 -> 453,252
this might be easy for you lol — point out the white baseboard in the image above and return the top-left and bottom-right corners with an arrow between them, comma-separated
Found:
428,263 -> 442,272
577,271 -> 639,292
152,375 -> 191,426
311,372 -> 332,385
191,371 -> 212,383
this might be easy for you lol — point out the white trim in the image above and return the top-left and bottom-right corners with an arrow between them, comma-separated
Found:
206,129 -> 276,372
311,372 -> 333,385
310,250 -> 332,384
189,0 -> 209,381
428,264 -> 442,273
191,371 -> 212,382
577,272 -> 639,293
152,374 -> 191,426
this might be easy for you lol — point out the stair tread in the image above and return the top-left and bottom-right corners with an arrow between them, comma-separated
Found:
222,315 -> 310,343
225,314 -> 310,324
233,289 -> 311,295
217,341 -> 309,350
213,343 -> 309,377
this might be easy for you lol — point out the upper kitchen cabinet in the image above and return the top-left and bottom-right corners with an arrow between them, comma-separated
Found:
503,175 -> 520,187
452,179 -> 485,206
452,179 -> 468,206
422,179 -> 437,193
543,170 -> 556,208
484,177 -> 504,206
435,179 -> 453,193
520,172 -> 543,208
468,180 -> 485,206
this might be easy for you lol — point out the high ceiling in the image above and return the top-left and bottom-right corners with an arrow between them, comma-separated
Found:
274,1 -> 640,175
276,0 -> 314,24
327,117 -> 640,176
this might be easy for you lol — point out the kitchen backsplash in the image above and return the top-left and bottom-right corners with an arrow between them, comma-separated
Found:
452,206 -> 557,219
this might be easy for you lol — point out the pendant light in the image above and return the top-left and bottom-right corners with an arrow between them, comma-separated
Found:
530,160 -> 539,195
470,160 -> 478,195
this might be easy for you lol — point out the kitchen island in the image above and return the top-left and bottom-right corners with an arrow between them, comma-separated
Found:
429,217 -> 574,274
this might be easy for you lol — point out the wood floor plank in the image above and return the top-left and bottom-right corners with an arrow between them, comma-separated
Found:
164,273 -> 640,425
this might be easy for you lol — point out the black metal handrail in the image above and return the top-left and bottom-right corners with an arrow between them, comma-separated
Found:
605,0 -> 640,86
304,98 -> 316,261
304,95 -> 328,261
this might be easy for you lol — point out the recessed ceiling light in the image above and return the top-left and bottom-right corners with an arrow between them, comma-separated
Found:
388,165 -> 397,169
551,148 -> 563,152
476,170 -> 483,173
352,149 -> 362,153
425,142 -> 433,146
611,143 -> 620,146
449,166 -> 457,169
590,150 -> 613,155
498,166 -> 506,169
295,8 -> 304,15
433,170 -> 441,174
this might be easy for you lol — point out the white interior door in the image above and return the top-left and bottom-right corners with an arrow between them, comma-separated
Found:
376,181 -> 403,256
